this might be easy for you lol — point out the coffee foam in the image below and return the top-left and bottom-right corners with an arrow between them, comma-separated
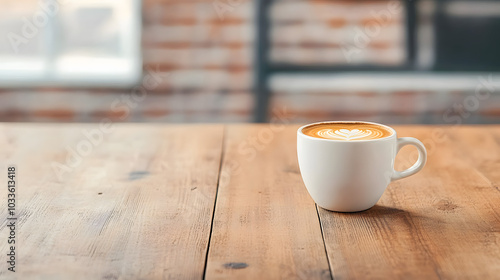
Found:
302,122 -> 393,141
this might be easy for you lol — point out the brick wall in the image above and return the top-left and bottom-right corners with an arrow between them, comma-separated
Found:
0,0 -> 254,122
0,0 -> 499,123
271,0 -> 405,65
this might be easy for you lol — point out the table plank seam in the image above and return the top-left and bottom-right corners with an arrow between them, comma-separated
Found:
316,205 -> 334,280
202,125 -> 227,280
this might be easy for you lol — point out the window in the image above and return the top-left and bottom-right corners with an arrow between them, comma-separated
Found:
0,0 -> 141,87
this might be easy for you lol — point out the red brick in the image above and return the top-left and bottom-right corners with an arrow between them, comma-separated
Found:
360,18 -> 401,26
392,91 -> 419,97
327,18 -> 347,28
90,110 -> 129,121
208,18 -> 246,25
142,109 -> 170,117
145,64 -> 182,72
33,109 -> 75,121
368,41 -> 393,50
480,109 -> 500,116
143,42 -> 193,49
162,18 -> 198,26
0,110 -> 28,122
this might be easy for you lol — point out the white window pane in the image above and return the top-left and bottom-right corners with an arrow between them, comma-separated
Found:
59,4 -> 120,57
0,0 -> 46,56
0,0 -> 48,81
0,0 -> 141,87
53,0 -> 141,84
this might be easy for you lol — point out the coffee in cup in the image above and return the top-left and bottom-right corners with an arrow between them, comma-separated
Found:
301,122 -> 393,141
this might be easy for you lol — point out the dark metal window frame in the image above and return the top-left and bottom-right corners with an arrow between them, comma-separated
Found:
253,0 -> 500,122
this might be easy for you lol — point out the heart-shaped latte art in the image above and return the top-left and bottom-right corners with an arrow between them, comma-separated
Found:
317,128 -> 374,140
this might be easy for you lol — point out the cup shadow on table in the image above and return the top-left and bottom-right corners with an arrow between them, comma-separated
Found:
319,204 -> 449,228
320,205 -> 409,217
318,204 -> 440,229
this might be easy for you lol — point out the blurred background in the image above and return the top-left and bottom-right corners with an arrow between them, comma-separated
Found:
1,0 -> 500,123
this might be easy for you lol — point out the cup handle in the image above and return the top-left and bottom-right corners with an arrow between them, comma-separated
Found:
391,137 -> 427,182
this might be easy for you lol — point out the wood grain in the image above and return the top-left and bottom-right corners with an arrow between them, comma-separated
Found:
318,125 -> 500,279
448,126 -> 500,194
205,125 -> 331,280
0,124 -> 499,279
0,124 -> 224,279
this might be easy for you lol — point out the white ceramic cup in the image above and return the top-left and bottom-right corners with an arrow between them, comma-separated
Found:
297,121 -> 427,212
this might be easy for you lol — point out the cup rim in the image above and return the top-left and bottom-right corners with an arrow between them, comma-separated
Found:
297,121 -> 397,143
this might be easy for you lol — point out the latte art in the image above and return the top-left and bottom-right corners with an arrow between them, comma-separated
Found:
302,122 -> 392,141
318,128 -> 377,140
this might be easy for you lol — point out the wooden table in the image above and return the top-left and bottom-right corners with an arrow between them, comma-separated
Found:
1,124 -> 499,279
